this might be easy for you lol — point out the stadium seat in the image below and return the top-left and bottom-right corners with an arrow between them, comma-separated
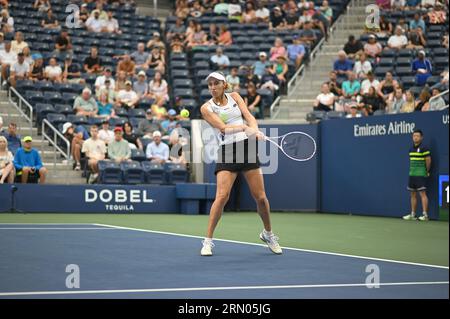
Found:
400,76 -> 416,90
373,110 -> 385,116
165,163 -> 189,184
327,111 -> 345,119
46,113 -> 66,126
109,117 -> 128,127
98,161 -> 122,184
131,149 -> 147,162
66,114 -> 89,125
128,108 -> 146,118
395,67 -> 413,77
54,104 -> 74,116
35,103 -> 56,124
142,161 -> 165,184
121,161 -> 145,185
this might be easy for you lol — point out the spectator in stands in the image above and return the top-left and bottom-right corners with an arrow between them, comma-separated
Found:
253,52 -> 270,79
74,88 -> 98,117
170,34 -> 185,54
255,2 -> 270,23
406,0 -> 421,8
210,47 -> 230,70
443,32 -> 449,49
243,66 -> 260,89
0,9 -> 14,34
409,13 -> 426,32
314,83 -> 335,112
175,0 -> 190,19
287,35 -> 306,69
86,10 -> 104,33
96,91 -> 115,119
148,71 -> 169,110
116,80 -> 139,110
62,55 -> 84,84
353,53 -> 372,79
146,130 -> 169,164
122,121 -> 143,150
284,8 -> 300,30
217,25 -> 232,46
392,0 -> 406,11
185,19 -> 197,41
98,119 -> 114,145
0,41 -> 16,85
29,53 -> 44,82
0,135 -> 14,183
138,108 -> 162,136
377,15 -> 393,37
300,21 -> 317,46
361,71 -> 380,95
82,125 -> 106,184
206,23 -> 219,45
334,50 -> 353,79
168,131 -> 187,166
326,71 -> 342,96
97,78 -> 117,102
242,2 -> 257,24
41,8 -> 60,30
167,17 -> 186,43
9,52 -> 29,88
421,0 -> 438,9
62,122 -> 84,171
269,6 -> 286,30
397,18 -> 410,33
131,43 -> 150,71
298,0 -> 315,11
44,57 -> 63,83
84,47 -> 103,74
401,90 -> 416,112
431,69 -> 449,91
387,26 -> 408,50
270,38 -> 287,62
11,32 -> 28,55
272,56 -> 288,94
102,11 -> 121,34
147,46 -> 165,75
78,3 -> 90,24
412,50 -> 432,86
320,1 -> 333,23
298,5 -> 313,28
54,29 -> 73,59
346,105 -> 362,118
244,82 -> 262,118
415,87 -> 431,111
343,35 -> 364,60
377,71 -> 400,102
427,2 -> 447,25
147,32 -> 166,54
34,0 -> 51,13
213,0 -> 228,16
92,2 -> 108,20
364,34 -> 383,59
358,86 -> 384,116
134,70 -> 149,100
260,65 -> 279,94
22,46 -> 33,66
189,1 -> 204,18
407,26 -> 426,49
95,68 -> 115,92
115,70 -> 128,92
161,109 -> 179,136
201,0 -> 215,14
342,72 -> 361,99
426,88 -> 447,111
226,67 -> 240,92
108,127 -> 131,163
14,136 -> 47,184
4,122 -> 21,155
376,0 -> 391,10
388,86 -> 406,113
228,0 -> 242,21
117,54 -> 136,78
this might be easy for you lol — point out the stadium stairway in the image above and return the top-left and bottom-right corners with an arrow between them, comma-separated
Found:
274,0 -> 372,121
0,90 -> 85,185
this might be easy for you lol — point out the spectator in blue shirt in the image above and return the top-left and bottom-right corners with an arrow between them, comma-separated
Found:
3,123 -> 21,155
210,47 -> 230,70
287,35 -> 306,69
252,52 -> 271,78
334,50 -> 353,79
146,130 -> 169,164
405,0 -> 421,8
342,72 -> 361,98
409,13 -> 426,32
14,136 -> 48,184
161,109 -> 179,136
412,50 -> 432,86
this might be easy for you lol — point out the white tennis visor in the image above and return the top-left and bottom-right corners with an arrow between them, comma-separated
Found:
206,72 -> 226,82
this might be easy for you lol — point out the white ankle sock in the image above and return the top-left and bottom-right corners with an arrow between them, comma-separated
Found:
263,230 -> 273,236
204,237 -> 213,243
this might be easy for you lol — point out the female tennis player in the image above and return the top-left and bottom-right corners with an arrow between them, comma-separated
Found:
199,71 -> 282,256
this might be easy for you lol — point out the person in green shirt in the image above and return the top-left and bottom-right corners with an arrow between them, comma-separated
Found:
403,129 -> 431,221
108,127 -> 131,163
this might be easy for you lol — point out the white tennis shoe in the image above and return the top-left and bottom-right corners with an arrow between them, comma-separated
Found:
201,240 -> 214,256
402,214 -> 418,221
260,231 -> 283,255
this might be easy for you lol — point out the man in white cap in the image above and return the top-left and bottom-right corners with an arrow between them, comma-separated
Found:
133,71 -> 149,99
252,52 -> 270,79
116,80 -> 139,109
145,130 -> 169,164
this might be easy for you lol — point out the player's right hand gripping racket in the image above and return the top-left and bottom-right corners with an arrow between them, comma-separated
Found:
263,131 -> 317,162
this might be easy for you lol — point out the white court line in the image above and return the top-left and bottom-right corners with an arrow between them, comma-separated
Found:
0,223 -> 99,225
0,281 -> 448,297
0,227 -> 116,230
94,223 -> 450,270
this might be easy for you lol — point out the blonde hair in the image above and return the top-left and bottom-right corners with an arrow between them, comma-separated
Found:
0,135 -> 8,151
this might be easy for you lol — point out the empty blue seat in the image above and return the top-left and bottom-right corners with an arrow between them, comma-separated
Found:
67,114 -> 89,125
43,91 -> 63,105
165,163 -> 189,184
35,103 -> 56,124
98,160 -> 122,184
128,108 -> 146,118
173,79 -> 194,89
131,149 -> 147,162
46,113 -> 66,126
26,91 -> 45,104
142,161 -> 165,184
54,104 -> 74,116
121,161 -> 145,184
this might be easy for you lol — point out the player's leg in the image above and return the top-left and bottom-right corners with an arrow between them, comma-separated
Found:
243,168 -> 282,254
418,190 -> 429,221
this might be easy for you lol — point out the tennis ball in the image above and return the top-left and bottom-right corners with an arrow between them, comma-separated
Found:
180,109 -> 190,118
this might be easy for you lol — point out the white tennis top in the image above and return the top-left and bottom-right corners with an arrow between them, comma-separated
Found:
207,93 -> 248,146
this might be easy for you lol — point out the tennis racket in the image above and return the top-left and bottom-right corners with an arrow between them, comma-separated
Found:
263,131 -> 317,162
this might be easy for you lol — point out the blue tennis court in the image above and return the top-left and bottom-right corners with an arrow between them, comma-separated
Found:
0,224 -> 448,299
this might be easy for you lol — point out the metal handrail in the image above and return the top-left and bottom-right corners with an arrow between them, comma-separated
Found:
42,119 -> 71,166
429,89 -> 449,103
8,86 -> 34,135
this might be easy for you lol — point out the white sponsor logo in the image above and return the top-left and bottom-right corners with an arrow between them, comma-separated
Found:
85,189 -> 155,212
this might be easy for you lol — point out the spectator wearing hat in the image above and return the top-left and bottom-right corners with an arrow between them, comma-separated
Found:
161,109 -> 180,136
78,3 -> 90,24
62,122 -> 84,171
146,130 -> 169,164
41,8 -> 60,30
287,35 -> 306,69
253,52 -> 270,79
364,34 -> 383,59
269,6 -> 286,30
147,32 -> 166,54
102,11 -> 121,34
0,135 -> 14,184
387,26 -> 408,50
116,80 -> 139,109
92,2 -> 108,20
74,88 -> 98,117
210,47 -> 230,70
412,50 -> 432,86
86,10 -> 104,33
3,122 -> 21,155
272,55 -> 289,94
14,136 -> 47,184
117,54 -> 136,78
131,43 -> 150,71
98,119 -> 114,145
82,125 -> 106,184
62,55 -> 84,84
84,47 -> 103,74
343,35 -> 364,60
147,46 -> 165,75
134,70 -> 149,99
9,52 -> 30,88
334,50 -> 353,79
346,104 -> 362,118
29,53 -> 44,82
44,57 -> 63,83
108,127 -> 131,163
0,42 -> 17,84
95,68 -> 115,92
137,108 -> 163,136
